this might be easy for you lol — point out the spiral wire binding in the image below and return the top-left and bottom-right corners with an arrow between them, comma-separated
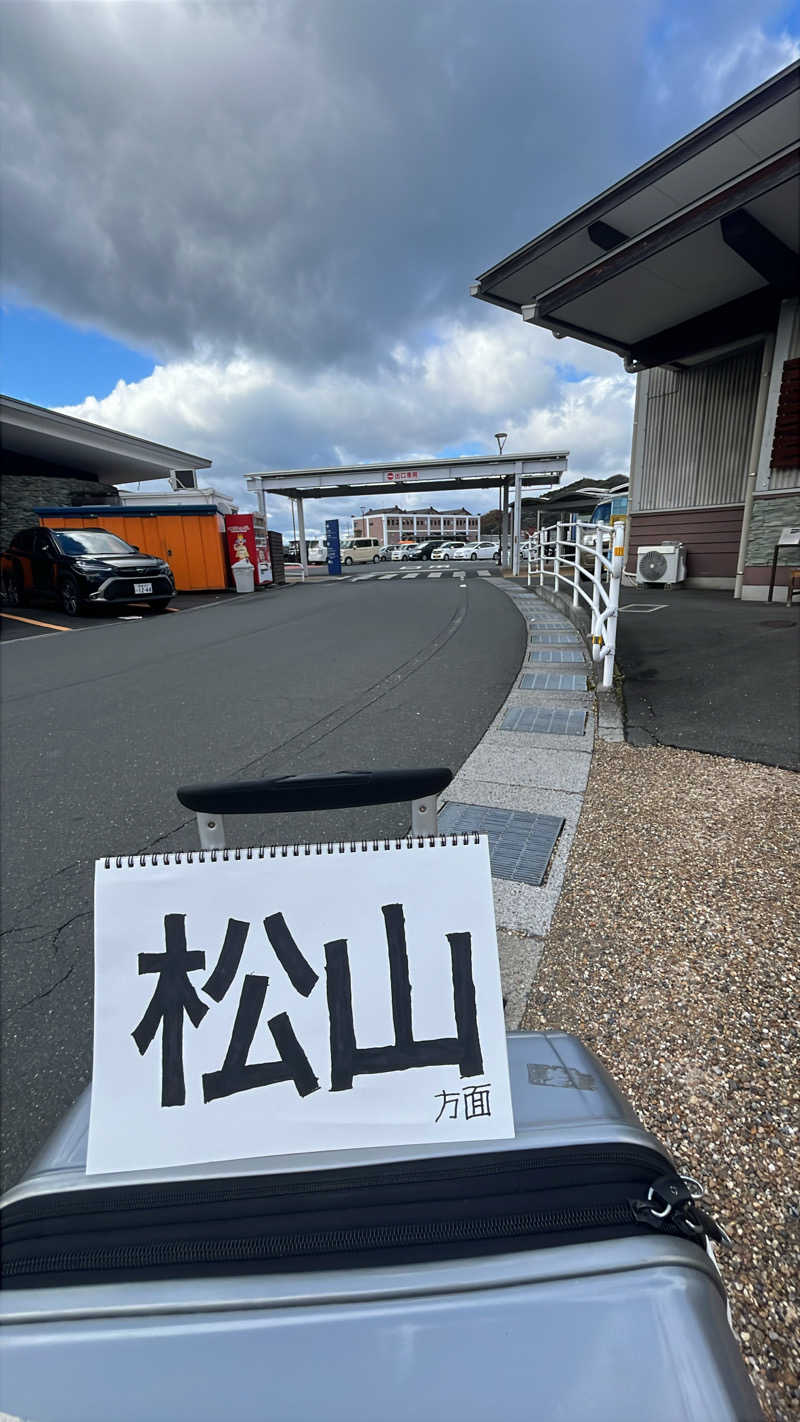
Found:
104,833 -> 480,869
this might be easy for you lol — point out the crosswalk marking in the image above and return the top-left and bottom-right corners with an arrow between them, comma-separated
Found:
378,573 -> 397,579
354,573 -> 378,580
478,570 -> 491,577
428,571 -> 443,578
401,572 -> 419,579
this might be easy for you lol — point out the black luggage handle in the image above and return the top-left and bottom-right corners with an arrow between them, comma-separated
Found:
177,769 -> 452,817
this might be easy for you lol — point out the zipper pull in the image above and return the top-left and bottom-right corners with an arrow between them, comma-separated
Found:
630,1174 -> 731,1247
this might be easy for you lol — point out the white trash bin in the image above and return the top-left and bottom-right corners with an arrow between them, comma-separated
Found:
232,558 -> 255,594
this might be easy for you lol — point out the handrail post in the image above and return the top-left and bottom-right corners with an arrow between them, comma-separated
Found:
539,527 -> 545,589
572,525 -> 581,608
592,524 -> 603,641
554,522 -> 562,595
602,524 -> 625,689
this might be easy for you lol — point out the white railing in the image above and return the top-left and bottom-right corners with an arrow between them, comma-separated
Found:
526,520 -> 625,689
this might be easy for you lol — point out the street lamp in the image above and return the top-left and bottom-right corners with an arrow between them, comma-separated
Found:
495,433 -> 508,564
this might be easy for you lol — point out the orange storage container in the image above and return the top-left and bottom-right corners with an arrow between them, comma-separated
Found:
36,505 -> 229,593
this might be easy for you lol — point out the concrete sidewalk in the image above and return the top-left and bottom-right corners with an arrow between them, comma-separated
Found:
439,585 -> 600,1026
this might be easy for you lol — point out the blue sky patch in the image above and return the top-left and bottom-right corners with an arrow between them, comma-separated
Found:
1,302 -> 155,407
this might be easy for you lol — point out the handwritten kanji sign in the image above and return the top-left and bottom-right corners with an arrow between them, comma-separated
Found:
88,839 -> 513,1173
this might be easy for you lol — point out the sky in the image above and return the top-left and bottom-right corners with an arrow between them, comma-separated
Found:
2,0 -> 798,536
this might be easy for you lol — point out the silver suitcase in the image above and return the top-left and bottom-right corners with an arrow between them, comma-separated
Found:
0,774 -> 761,1421
1,1030 -> 761,1421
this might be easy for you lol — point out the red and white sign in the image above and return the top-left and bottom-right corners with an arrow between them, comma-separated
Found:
224,514 -> 272,586
385,470 -> 419,482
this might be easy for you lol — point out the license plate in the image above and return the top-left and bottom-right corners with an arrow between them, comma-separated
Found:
133,582 -> 153,594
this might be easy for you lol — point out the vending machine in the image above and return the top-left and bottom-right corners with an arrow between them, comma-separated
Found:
224,513 -> 273,586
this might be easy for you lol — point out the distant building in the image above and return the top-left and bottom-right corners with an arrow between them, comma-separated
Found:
352,505 -> 480,544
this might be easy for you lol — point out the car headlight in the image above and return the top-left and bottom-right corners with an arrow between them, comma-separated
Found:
74,560 -> 108,575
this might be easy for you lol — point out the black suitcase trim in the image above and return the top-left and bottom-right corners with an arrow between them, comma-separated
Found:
1,1143 -> 719,1290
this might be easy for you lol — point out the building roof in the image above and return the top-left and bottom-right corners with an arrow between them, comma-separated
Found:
471,61 -> 799,370
1,395 -> 212,483
358,505 -> 479,517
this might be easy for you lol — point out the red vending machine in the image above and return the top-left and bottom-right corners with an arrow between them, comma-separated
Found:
224,513 -> 273,586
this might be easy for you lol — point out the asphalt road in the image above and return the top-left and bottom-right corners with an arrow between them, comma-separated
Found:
0,575 -> 525,1189
617,586 -> 799,769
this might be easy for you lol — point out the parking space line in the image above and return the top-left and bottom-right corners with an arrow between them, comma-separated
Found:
0,612 -> 72,632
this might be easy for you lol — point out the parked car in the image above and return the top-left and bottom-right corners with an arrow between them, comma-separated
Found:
377,545 -> 394,560
400,542 -> 426,560
430,541 -> 465,561
307,541 -> 328,564
390,542 -> 417,560
340,538 -> 381,565
409,539 -> 448,560
0,526 -> 175,615
450,541 -> 499,561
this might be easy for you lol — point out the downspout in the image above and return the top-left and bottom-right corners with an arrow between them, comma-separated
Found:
733,334 -> 775,600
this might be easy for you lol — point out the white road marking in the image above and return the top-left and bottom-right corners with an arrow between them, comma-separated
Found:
402,573 -> 419,579
620,604 -> 668,613
428,571 -> 443,578
378,573 -> 398,579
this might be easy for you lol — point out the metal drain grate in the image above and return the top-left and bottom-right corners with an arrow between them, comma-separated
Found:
502,707 -> 587,736
519,672 -> 588,690
438,803 -> 564,886
529,632 -> 582,644
528,649 -> 586,663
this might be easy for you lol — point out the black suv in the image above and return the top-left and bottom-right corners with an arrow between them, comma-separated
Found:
1,527 -> 175,616
412,539 -> 450,560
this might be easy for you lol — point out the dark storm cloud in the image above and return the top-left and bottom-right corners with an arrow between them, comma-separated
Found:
4,0 -> 781,375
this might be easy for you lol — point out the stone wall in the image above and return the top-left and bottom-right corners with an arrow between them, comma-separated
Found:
746,492 -> 800,568
1,474 -> 121,546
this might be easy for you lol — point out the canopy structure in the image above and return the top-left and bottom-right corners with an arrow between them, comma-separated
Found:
471,61 -> 799,372
1,395 -> 212,484
246,450 -> 569,574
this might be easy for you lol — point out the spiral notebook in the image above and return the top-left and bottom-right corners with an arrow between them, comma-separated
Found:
88,833 -> 514,1174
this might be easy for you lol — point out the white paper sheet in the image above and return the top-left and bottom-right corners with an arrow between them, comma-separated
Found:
88,838 -> 514,1173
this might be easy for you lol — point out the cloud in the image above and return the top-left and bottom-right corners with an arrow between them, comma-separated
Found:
6,0 -> 794,375
5,1 -> 796,536
57,312 -> 634,532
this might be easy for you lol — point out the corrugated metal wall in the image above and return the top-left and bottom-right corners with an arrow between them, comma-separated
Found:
635,345 -> 763,512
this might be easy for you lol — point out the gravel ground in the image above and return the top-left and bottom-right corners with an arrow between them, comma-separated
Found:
522,740 -> 799,1422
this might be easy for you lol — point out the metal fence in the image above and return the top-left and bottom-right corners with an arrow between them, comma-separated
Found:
526,521 -> 625,689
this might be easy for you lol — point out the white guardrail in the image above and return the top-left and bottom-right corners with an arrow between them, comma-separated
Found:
526,521 -> 625,689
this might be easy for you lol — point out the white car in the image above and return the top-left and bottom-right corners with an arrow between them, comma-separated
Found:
450,541 -> 499,561
430,542 -> 465,560
307,541 -> 328,564
390,543 -> 417,560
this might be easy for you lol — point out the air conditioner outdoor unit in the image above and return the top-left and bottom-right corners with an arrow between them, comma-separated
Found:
636,542 -> 687,586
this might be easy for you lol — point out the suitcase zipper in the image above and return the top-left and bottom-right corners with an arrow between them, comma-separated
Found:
2,1146 -> 728,1286
5,1143 -> 672,1219
6,1199 -> 637,1279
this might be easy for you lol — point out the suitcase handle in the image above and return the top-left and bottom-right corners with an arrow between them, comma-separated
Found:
177,768 -> 452,816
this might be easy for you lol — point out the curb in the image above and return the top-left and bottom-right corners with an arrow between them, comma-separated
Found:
440,580 -> 600,1028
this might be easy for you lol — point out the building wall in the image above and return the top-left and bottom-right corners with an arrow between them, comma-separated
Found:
633,345 -> 763,515
1,472 -> 121,546
627,504 -> 745,586
352,511 -> 480,543
626,343 -> 776,588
